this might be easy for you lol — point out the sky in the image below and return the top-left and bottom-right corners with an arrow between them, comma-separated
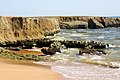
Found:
0,0 -> 119,16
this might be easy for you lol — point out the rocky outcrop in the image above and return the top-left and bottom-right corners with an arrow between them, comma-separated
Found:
0,16 -> 60,42
88,18 -> 104,29
40,40 -> 108,55
79,49 -> 106,55
38,39 -> 107,49
59,16 -> 120,29
60,40 -> 107,49
41,41 -> 65,55
60,21 -> 88,29
1,38 -> 108,49
103,18 -> 120,27
0,16 -> 120,44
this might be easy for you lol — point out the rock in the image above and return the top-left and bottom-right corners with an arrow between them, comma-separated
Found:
41,48 -> 57,55
103,17 -> 120,27
0,39 -> 107,50
92,42 -> 106,49
0,16 -> 120,45
0,16 -> 60,42
60,40 -> 107,49
49,41 -> 62,49
41,41 -> 66,55
1,16 -> 120,48
79,49 -> 106,55
88,18 -> 104,29
60,21 -> 88,29
60,16 -> 120,28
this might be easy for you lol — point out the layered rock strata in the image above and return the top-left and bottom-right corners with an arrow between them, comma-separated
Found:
0,16 -> 60,42
0,16 -> 120,45
59,16 -> 120,29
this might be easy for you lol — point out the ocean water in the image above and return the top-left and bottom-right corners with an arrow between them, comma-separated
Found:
45,28 -> 120,80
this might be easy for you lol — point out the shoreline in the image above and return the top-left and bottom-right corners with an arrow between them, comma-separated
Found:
34,61 -> 74,80
0,58 -> 63,80
52,67 -> 75,80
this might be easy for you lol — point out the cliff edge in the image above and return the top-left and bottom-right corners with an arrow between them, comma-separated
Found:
0,16 -> 120,43
0,16 -> 60,42
59,16 -> 120,29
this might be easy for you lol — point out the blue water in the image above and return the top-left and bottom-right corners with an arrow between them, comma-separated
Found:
53,27 -> 120,44
51,28 -> 120,61
46,28 -> 120,80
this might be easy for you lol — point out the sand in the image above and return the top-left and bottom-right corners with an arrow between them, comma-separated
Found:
0,59 -> 60,80
10,48 -> 44,55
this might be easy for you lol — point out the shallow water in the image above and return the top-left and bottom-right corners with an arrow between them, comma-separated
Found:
50,28 -> 120,62
52,62 -> 120,80
45,28 -> 120,80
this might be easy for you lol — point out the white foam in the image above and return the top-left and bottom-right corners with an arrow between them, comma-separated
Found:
109,62 -> 120,68
33,61 -> 51,65
26,48 -> 41,52
117,45 -> 120,47
108,44 -> 116,48
71,34 -> 89,37
97,36 -> 105,39
52,66 -> 75,80
51,62 -> 120,80
51,37 -> 65,40
90,55 -> 104,60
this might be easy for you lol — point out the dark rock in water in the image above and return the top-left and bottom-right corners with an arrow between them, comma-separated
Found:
91,49 -> 106,55
41,41 -> 65,55
41,48 -> 59,55
109,65 -> 120,69
49,41 -> 62,49
109,66 -> 119,69
79,49 -> 106,55
60,40 -> 107,49
88,18 -> 104,29
0,37 -> 107,50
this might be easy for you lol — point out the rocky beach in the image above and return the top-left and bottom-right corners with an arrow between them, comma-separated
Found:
0,16 -> 120,80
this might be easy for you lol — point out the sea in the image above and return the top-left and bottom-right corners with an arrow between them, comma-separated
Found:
36,27 -> 120,80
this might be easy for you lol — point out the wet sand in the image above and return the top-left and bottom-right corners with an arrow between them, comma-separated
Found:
0,59 -> 60,80
11,48 -> 44,55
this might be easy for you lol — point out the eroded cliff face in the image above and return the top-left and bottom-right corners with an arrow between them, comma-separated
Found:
59,16 -> 120,29
0,16 -> 120,43
0,16 -> 60,42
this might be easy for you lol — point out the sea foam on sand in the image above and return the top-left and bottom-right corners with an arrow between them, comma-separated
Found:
52,62 -> 120,80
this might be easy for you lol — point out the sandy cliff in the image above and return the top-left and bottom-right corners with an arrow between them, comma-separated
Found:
59,16 -> 120,29
0,16 -> 60,42
0,16 -> 120,43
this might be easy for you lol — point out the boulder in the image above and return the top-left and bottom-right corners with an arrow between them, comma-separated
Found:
41,41 -> 66,55
41,47 -> 60,55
